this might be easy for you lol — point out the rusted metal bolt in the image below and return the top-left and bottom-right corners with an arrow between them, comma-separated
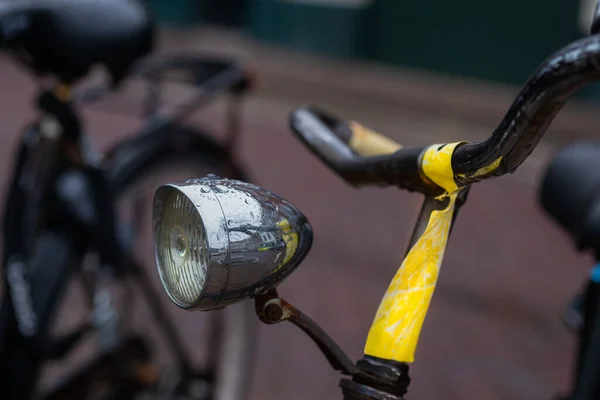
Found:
264,302 -> 283,322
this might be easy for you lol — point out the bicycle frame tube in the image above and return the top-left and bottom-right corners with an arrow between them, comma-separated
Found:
3,97 -> 80,263
364,142 -> 465,363
336,131 -> 468,365
325,127 -> 474,399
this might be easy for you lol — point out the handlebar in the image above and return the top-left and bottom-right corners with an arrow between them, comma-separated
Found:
289,31 -> 600,372
290,107 -> 441,195
291,33 -> 600,195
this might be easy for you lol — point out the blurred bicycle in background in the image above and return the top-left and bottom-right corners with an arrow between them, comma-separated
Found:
0,1 -> 257,399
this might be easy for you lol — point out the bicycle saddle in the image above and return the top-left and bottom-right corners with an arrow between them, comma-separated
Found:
539,142 -> 600,256
0,0 -> 154,86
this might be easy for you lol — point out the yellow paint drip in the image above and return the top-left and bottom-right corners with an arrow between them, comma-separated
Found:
457,156 -> 503,180
421,143 -> 465,194
364,192 -> 457,362
364,142 -> 464,363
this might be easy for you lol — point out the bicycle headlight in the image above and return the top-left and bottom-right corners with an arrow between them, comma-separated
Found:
153,176 -> 313,311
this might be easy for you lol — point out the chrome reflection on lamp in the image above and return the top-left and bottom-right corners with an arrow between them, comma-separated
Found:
152,176 -> 313,311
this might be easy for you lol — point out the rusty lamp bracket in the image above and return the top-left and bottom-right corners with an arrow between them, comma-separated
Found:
254,289 -> 359,376
254,289 -> 411,399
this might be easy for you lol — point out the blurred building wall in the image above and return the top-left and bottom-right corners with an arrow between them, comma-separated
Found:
147,0 -> 600,100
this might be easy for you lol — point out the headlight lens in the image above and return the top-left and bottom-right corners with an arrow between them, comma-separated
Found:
155,188 -> 208,309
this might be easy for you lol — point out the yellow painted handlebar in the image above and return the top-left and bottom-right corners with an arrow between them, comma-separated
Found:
345,122 -> 463,363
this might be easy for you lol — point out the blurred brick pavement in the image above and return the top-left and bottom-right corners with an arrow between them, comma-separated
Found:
0,26 -> 599,400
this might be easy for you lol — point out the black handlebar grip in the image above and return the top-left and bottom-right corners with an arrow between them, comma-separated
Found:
305,106 -> 354,145
290,106 -> 357,165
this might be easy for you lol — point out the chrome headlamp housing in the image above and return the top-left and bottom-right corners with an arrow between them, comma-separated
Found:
153,176 -> 313,311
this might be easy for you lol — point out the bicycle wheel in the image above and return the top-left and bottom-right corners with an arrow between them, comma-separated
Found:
108,126 -> 258,400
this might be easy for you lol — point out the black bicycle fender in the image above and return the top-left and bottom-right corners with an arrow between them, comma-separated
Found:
1,231 -> 75,343
103,124 -> 249,193
0,229 -> 76,399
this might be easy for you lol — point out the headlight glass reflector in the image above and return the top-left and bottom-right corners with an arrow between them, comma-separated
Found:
155,189 -> 208,309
